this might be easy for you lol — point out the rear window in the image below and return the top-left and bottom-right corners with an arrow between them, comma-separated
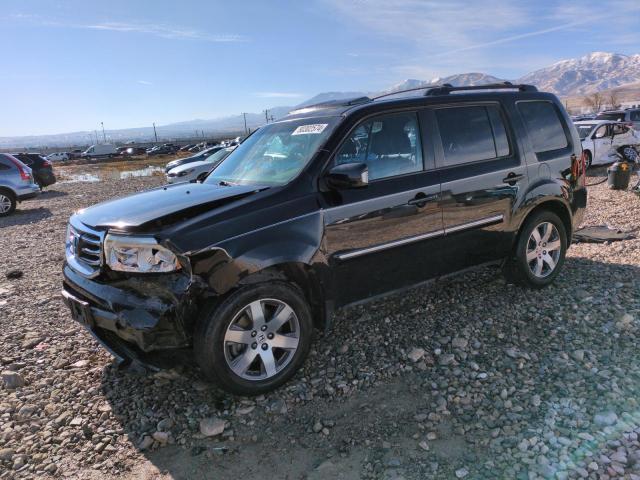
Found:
435,105 -> 510,166
517,101 -> 568,153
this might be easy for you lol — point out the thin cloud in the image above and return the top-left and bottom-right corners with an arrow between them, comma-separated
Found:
86,22 -> 247,42
254,92 -> 304,98
6,14 -> 247,43
137,80 -> 153,85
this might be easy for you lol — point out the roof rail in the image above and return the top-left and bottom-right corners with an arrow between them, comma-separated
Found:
371,85 -> 437,100
425,82 -> 538,96
289,96 -> 372,114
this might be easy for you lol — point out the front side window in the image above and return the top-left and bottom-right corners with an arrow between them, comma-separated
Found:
435,105 -> 510,166
334,112 -> 423,181
517,101 -> 569,153
576,124 -> 597,140
594,125 -> 609,139
207,117 -> 340,187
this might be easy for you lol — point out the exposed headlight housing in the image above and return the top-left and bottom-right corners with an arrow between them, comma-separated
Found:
177,168 -> 194,177
104,234 -> 180,273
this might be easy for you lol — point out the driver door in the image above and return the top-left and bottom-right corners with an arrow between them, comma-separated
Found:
592,124 -> 614,165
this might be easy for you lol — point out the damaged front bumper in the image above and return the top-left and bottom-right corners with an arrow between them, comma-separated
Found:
61,263 -> 199,368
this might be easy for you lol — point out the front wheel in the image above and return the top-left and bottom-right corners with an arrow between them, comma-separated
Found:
503,210 -> 567,288
194,282 -> 313,395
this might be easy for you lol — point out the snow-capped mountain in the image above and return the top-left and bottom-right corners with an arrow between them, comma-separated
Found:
385,73 -> 507,94
517,52 -> 640,96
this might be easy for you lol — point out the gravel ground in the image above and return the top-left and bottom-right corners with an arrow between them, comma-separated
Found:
1,168 -> 639,479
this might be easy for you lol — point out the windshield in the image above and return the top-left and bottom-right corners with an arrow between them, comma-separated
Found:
577,124 -> 597,140
205,117 -> 339,187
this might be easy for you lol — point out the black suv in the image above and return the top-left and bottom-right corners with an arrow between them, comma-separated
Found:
62,83 -> 587,395
11,153 -> 56,188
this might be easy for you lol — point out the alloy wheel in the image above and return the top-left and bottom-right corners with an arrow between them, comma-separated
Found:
0,194 -> 12,214
223,298 -> 300,381
526,222 -> 562,278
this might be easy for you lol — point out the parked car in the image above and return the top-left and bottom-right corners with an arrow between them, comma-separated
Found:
46,152 -> 70,162
62,83 -> 587,395
596,108 -> 640,130
69,149 -> 83,159
179,144 -> 196,152
82,144 -> 117,159
11,153 -> 57,188
147,144 -> 180,156
0,154 -> 40,216
166,146 -> 236,183
164,145 -> 226,173
574,120 -> 639,167
122,146 -> 147,157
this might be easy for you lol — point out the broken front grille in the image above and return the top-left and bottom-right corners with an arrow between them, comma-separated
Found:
66,219 -> 105,278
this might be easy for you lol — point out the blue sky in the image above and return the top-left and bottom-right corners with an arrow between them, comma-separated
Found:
2,0 -> 639,136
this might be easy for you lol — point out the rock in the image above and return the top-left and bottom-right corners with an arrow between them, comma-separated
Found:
588,462 -> 599,471
616,313 -> 634,330
532,395 -> 541,407
611,451 -> 627,464
571,349 -> 585,362
418,440 -> 429,451
505,347 -> 519,358
594,411 -> 618,427
451,337 -> 468,349
199,417 -> 225,437
438,354 -> 455,366
455,467 -> 469,478
1,371 -> 25,389
138,436 -> 154,451
6,270 -> 23,280
70,417 -> 83,427
426,432 -> 437,441
157,418 -> 174,431
55,411 -> 71,425
21,336 -> 45,349
313,421 -> 323,433
70,360 -> 89,368
152,431 -> 169,443
408,348 -> 425,363
236,405 -> 255,415
338,344 -> 349,354
0,448 -> 14,461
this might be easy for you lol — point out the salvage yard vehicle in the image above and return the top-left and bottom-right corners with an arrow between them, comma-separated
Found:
596,108 -> 640,130
166,146 -> 235,183
164,145 -> 226,173
0,154 -> 40,216
574,120 -> 639,167
11,153 -> 57,188
46,152 -> 70,162
82,144 -> 117,159
62,83 -> 587,395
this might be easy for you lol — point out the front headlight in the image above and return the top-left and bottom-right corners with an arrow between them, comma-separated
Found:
177,168 -> 194,177
104,234 -> 180,273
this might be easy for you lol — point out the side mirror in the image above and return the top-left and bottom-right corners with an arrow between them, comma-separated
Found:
325,162 -> 369,189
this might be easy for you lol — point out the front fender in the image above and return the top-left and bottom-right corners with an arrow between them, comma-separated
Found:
188,212 -> 326,295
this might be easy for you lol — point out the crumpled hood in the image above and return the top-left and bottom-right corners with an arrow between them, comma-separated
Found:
74,182 -> 264,231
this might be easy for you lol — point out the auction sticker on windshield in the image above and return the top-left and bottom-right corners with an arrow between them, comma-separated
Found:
292,124 -> 328,135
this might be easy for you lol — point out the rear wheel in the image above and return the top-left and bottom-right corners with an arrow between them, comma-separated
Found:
503,210 -> 567,288
584,150 -> 592,169
195,282 -> 313,395
0,191 -> 16,216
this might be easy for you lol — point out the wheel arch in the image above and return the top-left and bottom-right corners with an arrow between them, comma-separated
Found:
514,199 -> 573,249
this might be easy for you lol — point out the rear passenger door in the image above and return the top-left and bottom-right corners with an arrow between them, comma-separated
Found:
427,102 -> 527,273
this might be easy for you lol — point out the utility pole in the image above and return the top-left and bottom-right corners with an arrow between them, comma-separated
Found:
264,109 -> 269,123
153,123 -> 158,142
94,130 -> 99,144
242,113 -> 248,135
101,122 -> 106,143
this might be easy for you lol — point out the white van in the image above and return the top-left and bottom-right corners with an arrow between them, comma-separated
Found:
82,144 -> 117,159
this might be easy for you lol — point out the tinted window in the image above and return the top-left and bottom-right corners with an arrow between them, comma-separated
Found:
335,112 -> 423,181
435,105 -> 510,166
517,101 -> 568,153
630,110 -> 640,121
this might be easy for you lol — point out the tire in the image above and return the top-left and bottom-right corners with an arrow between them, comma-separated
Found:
584,150 -> 592,169
0,190 -> 16,217
503,210 -> 567,288
194,282 -> 313,395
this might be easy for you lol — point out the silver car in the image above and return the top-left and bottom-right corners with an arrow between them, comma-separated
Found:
0,154 -> 40,216
166,146 -> 236,184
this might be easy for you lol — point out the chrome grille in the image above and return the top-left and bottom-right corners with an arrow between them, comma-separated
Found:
66,218 -> 105,278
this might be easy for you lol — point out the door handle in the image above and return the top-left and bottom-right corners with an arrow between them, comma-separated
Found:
502,173 -> 524,185
408,193 -> 439,207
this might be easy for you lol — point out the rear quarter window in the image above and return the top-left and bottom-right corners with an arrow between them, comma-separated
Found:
517,101 -> 569,154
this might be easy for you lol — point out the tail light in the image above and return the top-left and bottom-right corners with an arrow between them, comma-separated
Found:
42,159 -> 52,167
7,155 -> 31,181
578,152 -> 586,187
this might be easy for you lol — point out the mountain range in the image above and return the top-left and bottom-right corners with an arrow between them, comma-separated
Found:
2,51 -> 639,149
